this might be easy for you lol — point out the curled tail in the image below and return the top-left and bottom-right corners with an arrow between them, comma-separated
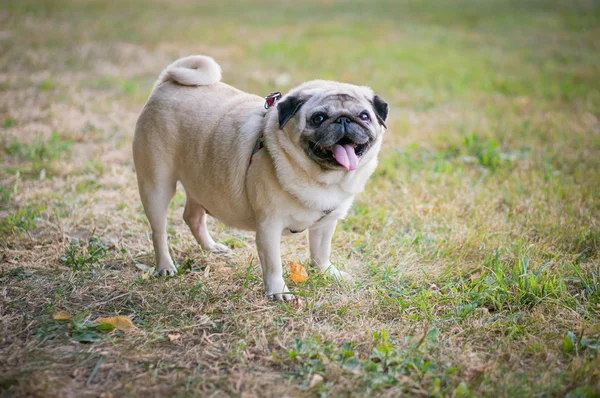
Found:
153,55 -> 222,90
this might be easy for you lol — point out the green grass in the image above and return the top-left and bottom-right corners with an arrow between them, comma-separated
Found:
2,131 -> 73,178
0,0 -> 599,396
0,204 -> 44,233
62,237 -> 109,271
5,131 -> 72,162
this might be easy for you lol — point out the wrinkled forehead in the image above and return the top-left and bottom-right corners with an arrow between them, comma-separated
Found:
305,93 -> 370,114
290,80 -> 374,112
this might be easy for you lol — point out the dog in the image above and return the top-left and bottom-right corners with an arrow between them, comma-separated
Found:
133,55 -> 388,300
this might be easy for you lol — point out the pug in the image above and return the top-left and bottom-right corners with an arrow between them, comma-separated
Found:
133,55 -> 388,300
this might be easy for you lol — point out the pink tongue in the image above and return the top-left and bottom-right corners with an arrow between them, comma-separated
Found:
332,144 -> 359,171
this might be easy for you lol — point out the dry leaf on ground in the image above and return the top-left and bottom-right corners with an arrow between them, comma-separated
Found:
52,311 -> 72,321
96,315 -> 134,331
290,261 -> 309,283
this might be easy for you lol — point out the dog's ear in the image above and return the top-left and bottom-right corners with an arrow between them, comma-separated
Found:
372,95 -> 389,128
277,95 -> 305,129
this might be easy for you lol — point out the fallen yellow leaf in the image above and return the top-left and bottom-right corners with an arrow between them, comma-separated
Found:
290,261 -> 308,283
168,333 -> 181,342
52,311 -> 72,321
96,315 -> 134,331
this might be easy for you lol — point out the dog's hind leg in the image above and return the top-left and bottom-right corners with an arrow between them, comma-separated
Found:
137,172 -> 178,276
183,192 -> 231,254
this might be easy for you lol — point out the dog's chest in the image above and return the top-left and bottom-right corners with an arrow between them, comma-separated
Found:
283,208 -> 335,236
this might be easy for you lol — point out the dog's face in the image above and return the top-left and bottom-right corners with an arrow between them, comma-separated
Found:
277,81 -> 388,171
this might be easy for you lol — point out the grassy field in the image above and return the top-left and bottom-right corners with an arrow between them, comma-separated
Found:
1,0 -> 599,396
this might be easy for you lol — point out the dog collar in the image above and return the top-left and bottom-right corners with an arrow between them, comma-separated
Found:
264,92 -> 282,109
249,136 -> 264,165
250,92 -> 281,165
250,92 -> 283,165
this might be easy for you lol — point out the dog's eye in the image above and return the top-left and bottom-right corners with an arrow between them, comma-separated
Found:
312,113 -> 327,126
359,112 -> 370,121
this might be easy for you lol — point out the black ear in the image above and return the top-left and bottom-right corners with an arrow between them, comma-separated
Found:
372,95 -> 389,128
277,95 -> 305,129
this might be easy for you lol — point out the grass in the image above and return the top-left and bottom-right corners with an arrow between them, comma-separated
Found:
1,0 -> 599,396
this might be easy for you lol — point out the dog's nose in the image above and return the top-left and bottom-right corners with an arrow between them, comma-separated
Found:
335,116 -> 351,125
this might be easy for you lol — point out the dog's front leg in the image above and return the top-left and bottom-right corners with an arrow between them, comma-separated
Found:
309,220 -> 351,282
256,223 -> 292,301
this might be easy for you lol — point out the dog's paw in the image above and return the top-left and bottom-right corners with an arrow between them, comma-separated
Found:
270,292 -> 294,301
266,280 -> 294,301
157,263 -> 177,277
206,243 -> 232,255
324,266 -> 352,283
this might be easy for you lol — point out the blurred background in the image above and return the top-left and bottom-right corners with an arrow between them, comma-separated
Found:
2,0 -> 599,173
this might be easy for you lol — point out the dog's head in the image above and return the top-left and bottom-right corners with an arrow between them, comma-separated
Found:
277,81 -> 388,171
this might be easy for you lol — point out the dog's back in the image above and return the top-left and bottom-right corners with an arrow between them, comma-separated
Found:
133,56 -> 267,231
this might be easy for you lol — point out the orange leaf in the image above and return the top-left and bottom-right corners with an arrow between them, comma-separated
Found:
52,311 -> 72,321
96,315 -> 134,331
290,261 -> 308,283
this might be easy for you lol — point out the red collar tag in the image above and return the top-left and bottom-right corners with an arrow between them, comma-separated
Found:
264,92 -> 282,109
